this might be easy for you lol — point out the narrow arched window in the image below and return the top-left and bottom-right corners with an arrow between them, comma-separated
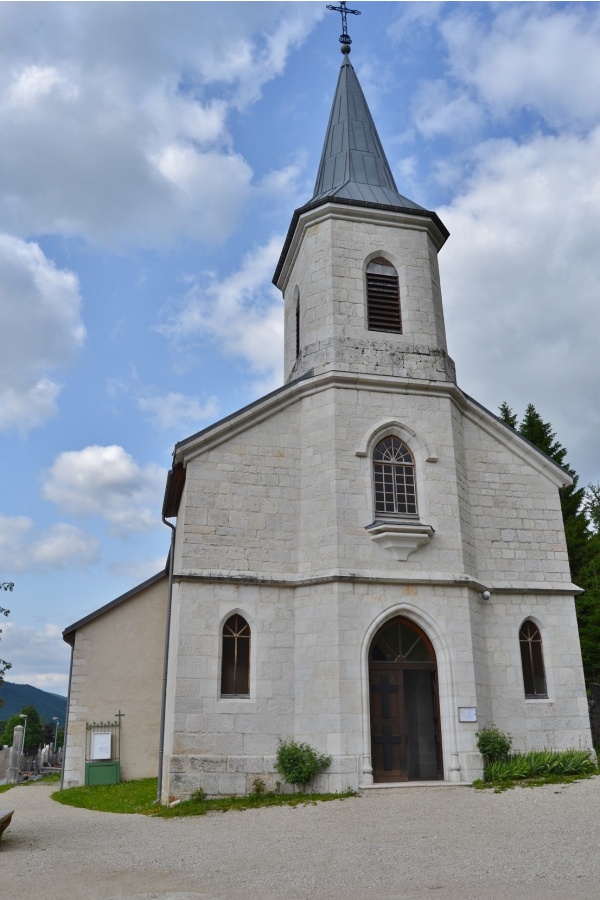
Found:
221,614 -> 250,696
366,257 -> 401,333
519,621 -> 547,698
373,436 -> 417,516
295,295 -> 300,359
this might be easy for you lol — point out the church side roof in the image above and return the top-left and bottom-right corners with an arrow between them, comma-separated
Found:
311,54 -> 423,210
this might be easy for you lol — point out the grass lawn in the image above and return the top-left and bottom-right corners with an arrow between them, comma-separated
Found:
52,778 -> 358,816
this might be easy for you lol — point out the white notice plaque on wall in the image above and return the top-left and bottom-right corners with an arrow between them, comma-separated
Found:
91,732 -> 111,760
458,707 -> 477,723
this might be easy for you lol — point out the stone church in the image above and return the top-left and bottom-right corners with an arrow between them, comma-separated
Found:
63,46 -> 592,797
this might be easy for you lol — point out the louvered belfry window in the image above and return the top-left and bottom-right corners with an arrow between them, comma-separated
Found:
373,436 -> 417,516
366,257 -> 402,333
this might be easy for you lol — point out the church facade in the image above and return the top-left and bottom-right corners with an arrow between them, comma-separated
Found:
63,48 -> 592,797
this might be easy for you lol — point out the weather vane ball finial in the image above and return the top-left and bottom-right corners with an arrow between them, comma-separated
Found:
326,2 -> 361,52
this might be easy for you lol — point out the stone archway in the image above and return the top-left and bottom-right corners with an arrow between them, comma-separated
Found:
369,615 -> 443,782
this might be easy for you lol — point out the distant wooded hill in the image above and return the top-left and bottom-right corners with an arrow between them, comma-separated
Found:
0,681 -> 67,724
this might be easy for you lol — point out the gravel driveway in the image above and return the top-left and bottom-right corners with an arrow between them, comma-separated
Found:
2,779 -> 600,899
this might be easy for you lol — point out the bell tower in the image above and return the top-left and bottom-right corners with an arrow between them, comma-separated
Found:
273,46 -> 455,386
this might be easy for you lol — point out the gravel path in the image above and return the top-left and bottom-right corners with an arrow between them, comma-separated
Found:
2,779 -> 600,899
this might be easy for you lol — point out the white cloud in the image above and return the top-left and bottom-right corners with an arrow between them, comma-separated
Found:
1,622 -> 70,696
32,524 -> 100,569
5,64 -> 78,107
137,392 -> 219,432
0,234 -> 85,433
0,3 -> 322,247
439,127 -> 600,484
160,236 -> 285,393
441,5 -> 600,127
42,445 -> 166,535
406,5 -> 600,139
0,515 -> 99,571
412,80 -> 483,139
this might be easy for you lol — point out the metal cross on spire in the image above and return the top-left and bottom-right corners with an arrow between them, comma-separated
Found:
326,1 -> 361,48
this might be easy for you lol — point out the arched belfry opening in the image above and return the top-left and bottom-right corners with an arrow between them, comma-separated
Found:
369,616 -> 442,782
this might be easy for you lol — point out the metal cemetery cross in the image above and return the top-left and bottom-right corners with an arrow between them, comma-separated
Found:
372,674 -> 398,719
373,724 -> 402,771
326,1 -> 361,45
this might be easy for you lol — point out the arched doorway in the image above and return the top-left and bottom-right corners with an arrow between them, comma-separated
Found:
369,616 -> 442,782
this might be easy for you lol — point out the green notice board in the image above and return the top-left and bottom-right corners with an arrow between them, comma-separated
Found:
85,761 -> 120,785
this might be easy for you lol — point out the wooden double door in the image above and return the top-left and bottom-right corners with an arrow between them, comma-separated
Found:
369,617 -> 442,782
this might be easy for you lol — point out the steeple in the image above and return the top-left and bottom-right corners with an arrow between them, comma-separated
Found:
274,35 -> 455,388
311,54 -> 424,211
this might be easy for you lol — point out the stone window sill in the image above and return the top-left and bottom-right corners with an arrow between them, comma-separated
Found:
365,521 -> 434,561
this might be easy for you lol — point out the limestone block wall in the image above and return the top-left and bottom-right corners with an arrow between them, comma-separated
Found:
283,210 -> 455,384
63,575 -> 167,787
180,404 -> 301,577
479,593 -> 591,752
463,415 -> 572,586
165,370 -> 592,800
318,384 -> 475,576
179,380 -> 484,581
165,581 -> 296,799
164,578 -> 487,800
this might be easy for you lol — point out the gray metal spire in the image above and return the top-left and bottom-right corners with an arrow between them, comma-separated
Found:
311,53 -> 424,210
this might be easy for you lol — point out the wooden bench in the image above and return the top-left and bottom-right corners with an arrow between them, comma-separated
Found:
0,809 -> 14,840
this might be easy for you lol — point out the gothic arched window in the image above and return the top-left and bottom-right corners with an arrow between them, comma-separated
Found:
366,257 -> 402,334
221,614 -> 251,696
373,436 -> 417,517
519,620 -> 547,698
295,294 -> 301,359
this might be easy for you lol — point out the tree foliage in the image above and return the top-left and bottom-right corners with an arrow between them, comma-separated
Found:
1,704 -> 45,752
500,403 -> 600,680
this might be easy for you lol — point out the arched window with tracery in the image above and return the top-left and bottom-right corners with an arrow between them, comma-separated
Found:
373,436 -> 417,517
221,614 -> 251,696
519,620 -> 547,698
366,257 -> 401,333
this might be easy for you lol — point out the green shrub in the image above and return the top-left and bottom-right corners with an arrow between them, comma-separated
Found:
476,724 -> 512,763
275,739 -> 332,790
190,787 -> 207,803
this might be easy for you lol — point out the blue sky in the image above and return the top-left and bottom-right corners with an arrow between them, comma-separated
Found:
1,1 -> 600,696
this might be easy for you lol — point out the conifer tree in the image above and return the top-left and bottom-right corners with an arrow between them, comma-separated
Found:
575,483 -> 600,679
498,401 -> 518,429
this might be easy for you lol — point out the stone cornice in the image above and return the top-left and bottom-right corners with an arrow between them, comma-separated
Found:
173,569 -> 581,596
174,370 -> 458,464
173,370 -> 571,490
274,200 -> 447,293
